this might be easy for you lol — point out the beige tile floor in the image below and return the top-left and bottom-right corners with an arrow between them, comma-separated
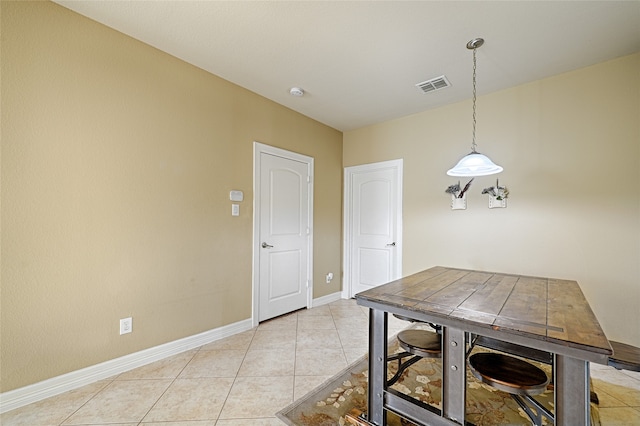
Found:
2,298 -> 639,425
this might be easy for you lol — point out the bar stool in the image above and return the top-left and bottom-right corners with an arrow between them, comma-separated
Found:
392,313 -> 442,334
468,352 -> 553,426
387,315 -> 442,386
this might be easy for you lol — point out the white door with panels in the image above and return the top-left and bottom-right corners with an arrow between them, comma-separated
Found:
254,143 -> 313,323
344,160 -> 402,298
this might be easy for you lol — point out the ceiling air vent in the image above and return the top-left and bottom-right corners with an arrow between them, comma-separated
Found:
415,75 -> 451,94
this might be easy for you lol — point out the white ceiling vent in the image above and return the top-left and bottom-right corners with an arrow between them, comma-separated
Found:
415,75 -> 451,94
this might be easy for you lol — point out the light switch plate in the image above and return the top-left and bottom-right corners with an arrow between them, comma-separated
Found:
120,317 -> 132,335
231,204 -> 240,216
230,190 -> 244,202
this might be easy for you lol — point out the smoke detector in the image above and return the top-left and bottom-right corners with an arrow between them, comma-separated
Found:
415,75 -> 451,94
289,87 -> 305,97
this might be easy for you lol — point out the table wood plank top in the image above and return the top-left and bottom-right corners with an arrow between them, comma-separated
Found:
356,266 -> 612,358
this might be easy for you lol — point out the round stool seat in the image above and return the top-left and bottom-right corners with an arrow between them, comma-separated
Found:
468,352 -> 549,396
393,313 -> 420,322
397,329 -> 441,358
392,314 -> 441,334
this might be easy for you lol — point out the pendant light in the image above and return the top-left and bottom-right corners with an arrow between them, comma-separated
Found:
447,38 -> 503,177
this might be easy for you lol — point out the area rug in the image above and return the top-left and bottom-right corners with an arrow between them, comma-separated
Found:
277,336 -> 601,426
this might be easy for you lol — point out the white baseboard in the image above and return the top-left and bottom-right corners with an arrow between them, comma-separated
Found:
0,318 -> 253,414
312,291 -> 343,307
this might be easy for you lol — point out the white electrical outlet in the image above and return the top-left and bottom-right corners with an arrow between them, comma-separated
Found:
120,317 -> 132,335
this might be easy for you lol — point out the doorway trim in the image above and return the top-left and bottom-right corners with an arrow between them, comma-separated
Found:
342,159 -> 403,299
252,142 -> 314,326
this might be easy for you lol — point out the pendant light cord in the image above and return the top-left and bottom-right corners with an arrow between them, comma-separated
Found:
447,38 -> 503,177
471,46 -> 478,153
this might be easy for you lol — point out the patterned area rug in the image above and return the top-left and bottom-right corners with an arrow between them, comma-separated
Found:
278,334 -> 601,426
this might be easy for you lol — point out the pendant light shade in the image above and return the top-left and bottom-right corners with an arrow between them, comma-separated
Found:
447,152 -> 503,177
447,38 -> 503,177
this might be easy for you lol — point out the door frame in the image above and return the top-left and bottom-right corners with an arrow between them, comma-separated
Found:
342,159 -> 403,299
252,142 -> 314,326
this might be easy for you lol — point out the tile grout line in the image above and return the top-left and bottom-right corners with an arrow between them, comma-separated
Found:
216,326 -> 259,422
134,348 -> 201,425
55,374 -> 117,426
332,305 -> 352,367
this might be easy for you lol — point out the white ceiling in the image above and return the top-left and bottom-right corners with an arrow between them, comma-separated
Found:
54,1 -> 640,132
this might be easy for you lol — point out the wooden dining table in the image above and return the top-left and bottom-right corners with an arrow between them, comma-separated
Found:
355,266 -> 612,426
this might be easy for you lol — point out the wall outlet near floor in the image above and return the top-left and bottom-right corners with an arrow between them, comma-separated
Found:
326,272 -> 334,283
119,317 -> 132,335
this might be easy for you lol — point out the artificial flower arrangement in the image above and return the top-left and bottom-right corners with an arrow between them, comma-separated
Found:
481,180 -> 509,200
445,178 -> 509,209
445,178 -> 474,199
445,178 -> 474,210
482,179 -> 509,208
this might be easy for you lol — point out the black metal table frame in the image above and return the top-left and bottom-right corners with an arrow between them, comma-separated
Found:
361,300 -> 598,426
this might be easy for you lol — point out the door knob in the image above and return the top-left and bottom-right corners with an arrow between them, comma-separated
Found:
262,242 -> 274,248
386,242 -> 396,247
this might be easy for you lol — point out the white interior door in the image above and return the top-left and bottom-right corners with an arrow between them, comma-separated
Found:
254,143 -> 313,323
344,160 -> 402,298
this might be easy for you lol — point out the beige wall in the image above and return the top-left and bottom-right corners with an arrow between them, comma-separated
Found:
3,0 -> 638,396
345,53 -> 640,348
1,1 -> 342,392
